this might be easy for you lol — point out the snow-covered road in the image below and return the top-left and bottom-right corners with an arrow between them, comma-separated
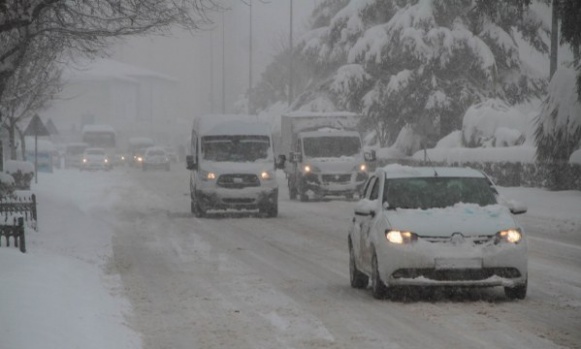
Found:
101,167 -> 581,349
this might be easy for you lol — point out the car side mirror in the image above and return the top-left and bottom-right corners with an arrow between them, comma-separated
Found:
364,150 -> 376,162
507,199 -> 527,215
186,155 -> 197,170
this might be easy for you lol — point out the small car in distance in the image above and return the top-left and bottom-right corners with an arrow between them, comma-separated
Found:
80,147 -> 111,171
142,146 -> 170,171
348,165 -> 528,300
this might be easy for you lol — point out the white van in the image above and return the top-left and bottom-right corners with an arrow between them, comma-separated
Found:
186,114 -> 285,217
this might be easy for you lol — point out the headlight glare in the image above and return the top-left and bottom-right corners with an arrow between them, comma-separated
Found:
495,229 -> 522,244
360,164 -> 367,172
386,230 -> 417,244
261,171 -> 274,180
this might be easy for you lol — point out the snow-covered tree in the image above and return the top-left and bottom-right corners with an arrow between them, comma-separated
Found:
289,0 -> 549,148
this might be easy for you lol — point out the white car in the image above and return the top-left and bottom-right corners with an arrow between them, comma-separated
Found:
348,164 -> 528,300
142,146 -> 170,171
80,147 -> 111,171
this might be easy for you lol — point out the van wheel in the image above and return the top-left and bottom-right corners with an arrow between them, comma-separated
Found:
191,195 -> 206,218
349,240 -> 368,289
260,204 -> 278,218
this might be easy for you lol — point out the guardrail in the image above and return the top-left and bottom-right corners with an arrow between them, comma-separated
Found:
0,217 -> 26,253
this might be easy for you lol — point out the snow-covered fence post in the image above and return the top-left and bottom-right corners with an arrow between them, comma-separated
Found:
0,217 -> 26,253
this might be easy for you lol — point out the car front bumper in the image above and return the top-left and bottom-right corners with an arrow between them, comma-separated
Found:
376,238 -> 528,288
196,187 -> 278,211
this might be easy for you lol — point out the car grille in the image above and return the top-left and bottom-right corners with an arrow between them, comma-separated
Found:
222,198 -> 255,204
322,174 -> 351,183
420,235 -> 494,245
392,267 -> 522,281
217,174 -> 260,189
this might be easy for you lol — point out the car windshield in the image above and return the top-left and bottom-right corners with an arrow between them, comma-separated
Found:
303,136 -> 361,158
202,135 -> 270,162
383,177 -> 497,209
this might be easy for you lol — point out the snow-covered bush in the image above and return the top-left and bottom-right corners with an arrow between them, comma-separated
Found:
0,172 -> 16,198
4,160 -> 35,190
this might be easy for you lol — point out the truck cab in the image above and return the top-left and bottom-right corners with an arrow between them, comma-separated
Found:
186,115 -> 284,218
280,112 -> 375,201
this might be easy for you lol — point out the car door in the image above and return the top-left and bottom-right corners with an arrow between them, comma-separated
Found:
353,175 -> 379,273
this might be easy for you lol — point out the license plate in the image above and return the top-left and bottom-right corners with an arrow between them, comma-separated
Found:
435,258 -> 482,270
233,178 -> 243,183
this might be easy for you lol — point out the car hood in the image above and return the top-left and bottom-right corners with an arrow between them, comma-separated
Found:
201,160 -> 274,176
385,204 -> 518,237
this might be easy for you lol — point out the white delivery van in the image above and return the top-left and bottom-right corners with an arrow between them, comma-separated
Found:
186,114 -> 285,218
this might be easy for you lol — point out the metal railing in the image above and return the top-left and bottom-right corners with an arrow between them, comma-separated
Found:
0,217 -> 26,253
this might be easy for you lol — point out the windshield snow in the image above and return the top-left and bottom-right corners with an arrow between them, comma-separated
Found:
303,136 -> 361,158
384,177 -> 497,209
202,135 -> 270,162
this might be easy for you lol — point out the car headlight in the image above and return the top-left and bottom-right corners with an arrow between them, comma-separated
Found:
104,159 -> 108,163
385,230 -> 418,244
303,164 -> 320,174
200,170 -> 216,181
353,163 -> 367,172
495,228 -> 522,244
83,158 -> 87,163
137,157 -> 143,162
261,170 -> 275,180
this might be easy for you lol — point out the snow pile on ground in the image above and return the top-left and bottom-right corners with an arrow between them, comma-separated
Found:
0,170 -> 141,349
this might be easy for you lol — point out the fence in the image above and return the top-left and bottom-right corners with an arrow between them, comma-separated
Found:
0,193 -> 37,230
0,217 -> 26,253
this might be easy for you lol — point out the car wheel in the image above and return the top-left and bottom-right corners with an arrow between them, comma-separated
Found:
349,240 -> 368,289
371,252 -> 388,299
504,278 -> 527,300
260,204 -> 278,218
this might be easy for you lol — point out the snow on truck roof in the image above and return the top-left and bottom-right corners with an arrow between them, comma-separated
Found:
382,164 -> 486,179
195,114 -> 271,136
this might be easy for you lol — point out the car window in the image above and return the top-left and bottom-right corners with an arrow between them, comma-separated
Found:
383,177 -> 497,209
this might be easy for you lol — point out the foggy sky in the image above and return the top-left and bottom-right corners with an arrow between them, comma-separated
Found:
112,0 -> 316,121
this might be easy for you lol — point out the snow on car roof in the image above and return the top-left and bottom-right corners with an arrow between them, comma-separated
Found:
283,111 -> 359,118
196,114 -> 271,136
382,164 -> 486,179
81,124 -> 115,133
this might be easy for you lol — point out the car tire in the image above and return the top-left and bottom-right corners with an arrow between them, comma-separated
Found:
371,252 -> 388,299
349,240 -> 368,289
260,204 -> 278,218
504,278 -> 527,300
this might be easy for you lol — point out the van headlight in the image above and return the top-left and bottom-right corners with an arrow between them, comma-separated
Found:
303,164 -> 320,174
495,228 -> 522,244
200,170 -> 216,181
386,230 -> 418,244
261,170 -> 274,180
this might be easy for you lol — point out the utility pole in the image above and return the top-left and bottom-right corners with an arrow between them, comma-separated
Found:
550,0 -> 559,79
249,0 -> 253,114
288,0 -> 294,107
222,11 -> 226,114
210,31 -> 215,113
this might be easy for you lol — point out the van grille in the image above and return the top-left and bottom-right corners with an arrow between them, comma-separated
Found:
217,174 -> 260,189
322,174 -> 351,183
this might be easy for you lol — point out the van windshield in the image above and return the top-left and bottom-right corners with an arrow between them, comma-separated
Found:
202,135 -> 270,162
303,136 -> 361,158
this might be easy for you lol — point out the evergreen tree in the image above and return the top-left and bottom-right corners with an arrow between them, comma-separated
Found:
290,0 -> 548,148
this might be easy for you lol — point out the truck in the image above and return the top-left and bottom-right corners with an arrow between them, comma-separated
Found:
186,114 -> 285,218
279,112 -> 375,201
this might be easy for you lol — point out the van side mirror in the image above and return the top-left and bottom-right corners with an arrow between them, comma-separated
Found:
186,155 -> 197,170
364,150 -> 376,162
275,154 -> 286,169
